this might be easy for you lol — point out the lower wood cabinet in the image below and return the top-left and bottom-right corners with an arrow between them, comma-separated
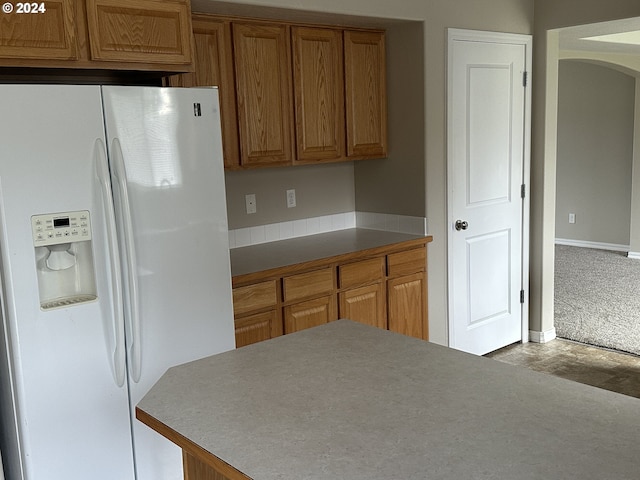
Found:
234,310 -> 282,348
232,240 -> 429,347
232,280 -> 281,348
338,283 -> 386,329
387,272 -> 426,339
282,267 -> 337,333
284,295 -> 338,334
386,248 -> 428,340
338,257 -> 386,329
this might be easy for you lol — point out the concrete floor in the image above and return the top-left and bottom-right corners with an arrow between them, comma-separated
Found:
485,339 -> 640,399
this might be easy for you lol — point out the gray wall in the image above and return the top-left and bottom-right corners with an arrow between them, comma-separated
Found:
225,163 -> 355,229
354,21 -> 425,217
555,60 -> 635,246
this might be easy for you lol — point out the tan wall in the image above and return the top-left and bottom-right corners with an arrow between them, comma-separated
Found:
194,0 -> 534,345
532,0 -> 640,333
354,21 -> 425,217
555,60 -> 635,246
225,163 -> 356,229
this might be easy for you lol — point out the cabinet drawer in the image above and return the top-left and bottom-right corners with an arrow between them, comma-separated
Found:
283,268 -> 334,302
387,248 -> 426,277
233,280 -> 278,316
339,257 -> 385,289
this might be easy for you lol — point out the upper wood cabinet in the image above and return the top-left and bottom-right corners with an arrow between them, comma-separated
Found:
0,0 -> 77,60
168,16 -> 240,168
166,14 -> 386,169
344,30 -> 388,158
291,27 -> 345,164
232,22 -> 294,167
85,0 -> 193,65
0,0 -> 194,71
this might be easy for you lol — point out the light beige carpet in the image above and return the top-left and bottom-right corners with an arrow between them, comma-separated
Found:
554,245 -> 640,356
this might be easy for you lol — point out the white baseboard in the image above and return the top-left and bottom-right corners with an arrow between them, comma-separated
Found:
627,252 -> 640,260
555,238 -> 629,252
529,328 -> 556,343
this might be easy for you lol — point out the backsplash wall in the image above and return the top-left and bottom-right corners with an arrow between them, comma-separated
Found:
224,162 -> 356,230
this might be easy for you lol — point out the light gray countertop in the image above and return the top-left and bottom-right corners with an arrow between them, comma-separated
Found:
229,228 -> 428,278
138,320 -> 640,480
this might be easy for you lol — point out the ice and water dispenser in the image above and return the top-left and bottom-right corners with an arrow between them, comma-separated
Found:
31,211 -> 97,309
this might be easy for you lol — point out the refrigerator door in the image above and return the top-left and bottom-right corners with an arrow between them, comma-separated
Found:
101,86 -> 236,480
0,85 -> 135,480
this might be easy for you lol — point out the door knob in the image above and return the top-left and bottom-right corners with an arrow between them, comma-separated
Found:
455,220 -> 468,231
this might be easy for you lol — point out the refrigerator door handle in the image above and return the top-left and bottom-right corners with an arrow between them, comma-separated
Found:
94,138 -> 126,388
110,138 -> 142,384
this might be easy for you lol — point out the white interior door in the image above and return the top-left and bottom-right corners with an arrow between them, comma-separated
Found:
447,29 -> 531,355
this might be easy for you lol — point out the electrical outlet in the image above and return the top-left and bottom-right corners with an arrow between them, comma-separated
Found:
569,213 -> 575,224
245,194 -> 256,214
286,189 -> 296,208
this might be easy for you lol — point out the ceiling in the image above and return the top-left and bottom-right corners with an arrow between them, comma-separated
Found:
558,16 -> 640,55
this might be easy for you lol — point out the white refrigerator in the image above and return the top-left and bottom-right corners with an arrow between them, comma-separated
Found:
0,85 -> 236,480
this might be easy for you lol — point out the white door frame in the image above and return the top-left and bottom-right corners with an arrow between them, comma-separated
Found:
446,28 -> 532,349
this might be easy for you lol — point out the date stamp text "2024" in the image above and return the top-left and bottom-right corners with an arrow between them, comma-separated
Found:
2,2 -> 47,14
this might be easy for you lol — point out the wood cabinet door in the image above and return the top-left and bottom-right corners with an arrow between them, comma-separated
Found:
387,272 -> 427,340
292,27 -> 345,163
339,283 -> 386,330
85,0 -> 193,65
284,296 -> 337,334
169,16 -> 240,168
344,30 -> 387,159
0,0 -> 77,60
235,310 -> 282,348
232,22 -> 294,167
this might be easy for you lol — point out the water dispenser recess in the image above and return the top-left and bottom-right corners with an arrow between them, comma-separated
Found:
31,211 -> 97,310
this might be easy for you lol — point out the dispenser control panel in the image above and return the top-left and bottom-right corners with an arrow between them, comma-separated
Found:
31,210 -> 92,247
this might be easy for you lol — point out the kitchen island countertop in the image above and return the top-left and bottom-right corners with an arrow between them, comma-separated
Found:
136,320 -> 640,480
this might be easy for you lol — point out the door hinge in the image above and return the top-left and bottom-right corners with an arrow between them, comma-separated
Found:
521,184 -> 526,199
523,71 -> 528,87
520,290 -> 525,304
